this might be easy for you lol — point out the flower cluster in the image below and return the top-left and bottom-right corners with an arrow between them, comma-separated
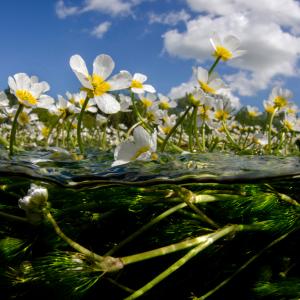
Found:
0,32 -> 299,162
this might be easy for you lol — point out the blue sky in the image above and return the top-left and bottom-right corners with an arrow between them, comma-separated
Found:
1,0 -> 300,109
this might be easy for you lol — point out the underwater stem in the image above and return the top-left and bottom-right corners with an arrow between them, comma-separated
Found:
124,224 -> 242,300
105,202 -> 187,256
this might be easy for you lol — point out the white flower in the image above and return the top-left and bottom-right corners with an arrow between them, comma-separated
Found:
0,91 -> 9,108
246,105 -> 261,117
8,73 -> 54,108
158,93 -> 177,110
73,91 -> 97,113
51,95 -> 79,116
130,73 -> 156,94
112,126 -> 157,167
210,33 -> 246,61
119,94 -> 132,112
195,67 -> 225,94
69,54 -> 132,114
268,87 -> 293,110
19,184 -> 48,223
138,93 -> 157,108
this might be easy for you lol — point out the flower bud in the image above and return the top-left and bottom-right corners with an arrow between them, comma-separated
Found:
19,184 -> 48,223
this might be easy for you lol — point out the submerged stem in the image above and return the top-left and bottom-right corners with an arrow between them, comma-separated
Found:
124,225 -> 242,300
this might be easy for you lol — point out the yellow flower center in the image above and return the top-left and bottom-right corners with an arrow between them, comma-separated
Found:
88,74 -> 111,96
146,111 -> 155,122
213,45 -> 233,61
162,126 -> 172,135
248,111 -> 258,118
131,145 -> 150,161
41,127 -> 50,138
274,96 -> 288,108
265,104 -> 275,114
159,101 -> 170,110
188,94 -> 201,106
141,98 -> 153,108
16,90 -> 37,106
215,110 -> 229,121
131,80 -> 143,89
283,120 -> 293,131
199,81 -> 216,94
18,111 -> 30,125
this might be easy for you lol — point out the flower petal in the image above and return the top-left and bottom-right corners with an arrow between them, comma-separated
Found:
133,73 -> 147,83
223,35 -> 240,51
95,93 -> 120,114
196,67 -> 208,83
70,55 -> 92,89
93,54 -> 114,80
143,84 -> 156,93
107,70 -> 132,91
133,126 -> 150,147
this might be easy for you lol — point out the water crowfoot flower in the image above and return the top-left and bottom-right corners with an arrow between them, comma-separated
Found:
19,184 -> 48,223
8,73 -> 53,156
70,54 -> 131,154
112,126 -> 157,167
210,33 -> 246,62
130,73 -> 156,94
195,67 -> 225,95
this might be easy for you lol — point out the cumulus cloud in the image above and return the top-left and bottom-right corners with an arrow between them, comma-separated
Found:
91,21 -> 111,38
55,0 -> 80,19
165,0 -> 300,97
56,0 -> 142,17
149,9 -> 190,26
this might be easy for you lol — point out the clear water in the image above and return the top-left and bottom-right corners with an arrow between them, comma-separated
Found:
0,148 -> 299,299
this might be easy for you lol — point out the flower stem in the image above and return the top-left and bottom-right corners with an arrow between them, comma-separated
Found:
9,103 -> 24,157
267,109 -> 278,154
124,225 -> 242,300
208,56 -> 221,75
77,97 -> 90,154
161,104 -> 193,152
105,202 -> 187,256
45,209 -> 123,272
222,120 -> 241,151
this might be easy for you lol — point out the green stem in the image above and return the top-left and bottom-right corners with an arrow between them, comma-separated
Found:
208,56 -> 221,75
188,107 -> 197,152
105,202 -> 187,256
45,210 -> 123,272
124,225 -> 242,300
267,109 -> 278,154
201,122 -> 206,152
121,232 -> 215,265
46,112 -> 65,146
0,211 -> 28,223
77,97 -> 90,154
161,104 -> 193,152
196,227 -> 298,300
222,120 -> 240,151
9,103 -> 24,156
66,114 -> 77,149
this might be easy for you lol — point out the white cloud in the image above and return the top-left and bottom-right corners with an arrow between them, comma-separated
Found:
91,21 -> 111,38
55,0 -> 80,19
165,0 -> 300,97
56,0 -> 143,17
149,9 -> 190,26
